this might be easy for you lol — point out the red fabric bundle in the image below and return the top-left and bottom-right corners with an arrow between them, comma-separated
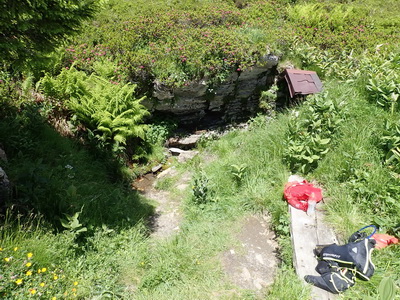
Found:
372,233 -> 399,249
284,180 -> 323,211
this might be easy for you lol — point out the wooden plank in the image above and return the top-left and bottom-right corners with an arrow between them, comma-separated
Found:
289,204 -> 337,300
315,208 -> 339,246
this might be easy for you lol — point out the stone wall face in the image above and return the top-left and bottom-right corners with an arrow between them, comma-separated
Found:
143,55 -> 279,125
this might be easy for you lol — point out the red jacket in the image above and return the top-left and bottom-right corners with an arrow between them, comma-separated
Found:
284,180 -> 323,211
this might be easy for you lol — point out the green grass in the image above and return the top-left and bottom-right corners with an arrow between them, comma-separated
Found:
2,0 -> 400,298
3,67 -> 400,299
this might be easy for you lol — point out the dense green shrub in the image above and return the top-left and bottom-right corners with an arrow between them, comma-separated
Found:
284,92 -> 346,174
39,67 -> 149,156
287,1 -> 400,54
365,52 -> 400,114
62,0 -> 287,87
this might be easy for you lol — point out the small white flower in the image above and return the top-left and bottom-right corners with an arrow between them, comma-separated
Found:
65,164 -> 73,169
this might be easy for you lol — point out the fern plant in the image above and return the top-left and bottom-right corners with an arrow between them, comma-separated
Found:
39,67 -> 149,156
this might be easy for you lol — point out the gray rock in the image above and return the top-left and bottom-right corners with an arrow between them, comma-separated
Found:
152,80 -> 174,100
0,167 -> 10,203
168,148 -> 186,156
149,55 -> 279,125
151,164 -> 163,173
0,147 -> 7,162
168,134 -> 202,149
177,150 -> 199,163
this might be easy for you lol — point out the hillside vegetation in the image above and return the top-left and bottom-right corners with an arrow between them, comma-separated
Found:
1,0 -> 400,298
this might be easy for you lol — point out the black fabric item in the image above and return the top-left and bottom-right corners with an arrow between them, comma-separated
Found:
348,231 -> 368,243
305,274 -> 337,294
315,260 -> 334,274
304,268 -> 355,294
305,268 -> 355,294
318,238 -> 376,280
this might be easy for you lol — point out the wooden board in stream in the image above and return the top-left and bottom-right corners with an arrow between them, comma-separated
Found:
289,204 -> 338,300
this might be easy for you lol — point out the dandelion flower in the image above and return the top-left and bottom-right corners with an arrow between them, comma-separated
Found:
0,247 -> 3,251
73,281 -> 78,286
27,252 -> 33,258
72,288 -> 77,292
52,297 -> 57,300
14,247 -> 19,251
4,257 -> 11,262
53,275 -> 59,280
15,278 -> 23,285
41,267 -> 47,272
29,289 -> 37,295
26,270 -> 32,276
40,282 -> 45,287
26,262 -> 32,267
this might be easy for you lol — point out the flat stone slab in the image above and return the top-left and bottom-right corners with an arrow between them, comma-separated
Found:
222,214 -> 279,294
289,204 -> 338,300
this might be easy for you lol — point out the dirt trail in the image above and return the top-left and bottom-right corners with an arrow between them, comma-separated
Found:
133,155 -> 279,295
133,167 -> 191,238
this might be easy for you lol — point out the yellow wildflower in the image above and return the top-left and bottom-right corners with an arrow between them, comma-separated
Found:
26,270 -> 32,276
52,297 -> 57,300
29,289 -> 37,295
27,252 -> 33,258
38,269 -> 41,273
53,275 -> 59,280
41,267 -> 47,272
15,278 -> 23,285
0,247 -> 3,251
14,247 -> 18,251
40,282 -> 45,287
26,262 -> 32,267
4,257 -> 11,262
72,288 -> 77,292
73,281 -> 78,286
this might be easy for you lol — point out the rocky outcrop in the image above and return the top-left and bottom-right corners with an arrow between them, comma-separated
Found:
0,147 -> 10,204
143,55 -> 279,125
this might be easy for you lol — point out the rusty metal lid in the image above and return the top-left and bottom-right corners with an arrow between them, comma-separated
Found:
282,69 -> 323,98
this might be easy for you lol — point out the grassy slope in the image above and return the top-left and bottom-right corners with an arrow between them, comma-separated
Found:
1,0 -> 400,299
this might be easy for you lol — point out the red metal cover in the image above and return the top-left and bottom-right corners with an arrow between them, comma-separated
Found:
283,69 -> 323,98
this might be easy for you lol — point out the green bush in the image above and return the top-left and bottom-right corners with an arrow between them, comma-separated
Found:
284,92 -> 346,174
61,0 -> 287,87
287,1 -> 400,54
365,53 -> 400,114
39,67 -> 149,156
